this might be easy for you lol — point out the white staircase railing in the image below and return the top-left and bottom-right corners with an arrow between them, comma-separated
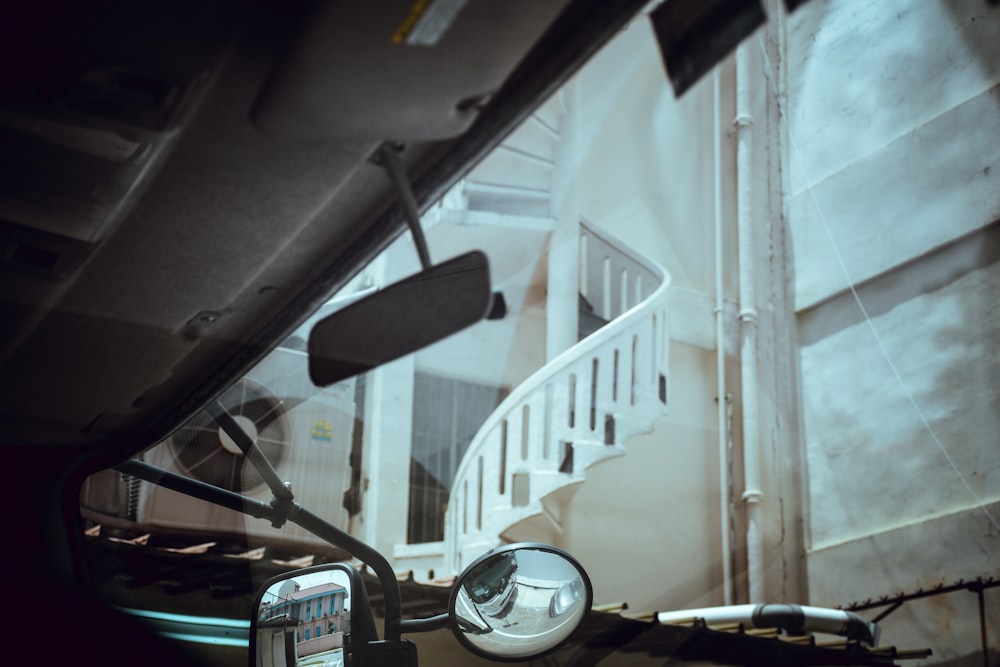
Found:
443,222 -> 670,574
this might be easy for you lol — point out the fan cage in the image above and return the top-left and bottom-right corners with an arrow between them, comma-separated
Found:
169,378 -> 291,492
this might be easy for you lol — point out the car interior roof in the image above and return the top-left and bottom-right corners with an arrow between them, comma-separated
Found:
0,0 -> 648,453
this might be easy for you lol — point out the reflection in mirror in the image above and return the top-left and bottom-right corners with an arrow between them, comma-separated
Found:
256,568 -> 352,667
450,544 -> 592,661
309,251 -> 492,387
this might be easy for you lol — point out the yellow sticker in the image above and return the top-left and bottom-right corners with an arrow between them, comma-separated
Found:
393,0 -> 469,46
311,419 -> 334,442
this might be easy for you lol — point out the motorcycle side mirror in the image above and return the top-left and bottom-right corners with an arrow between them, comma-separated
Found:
448,543 -> 593,662
251,563 -> 375,667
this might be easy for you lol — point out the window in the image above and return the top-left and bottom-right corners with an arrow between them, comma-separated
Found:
408,372 -> 508,543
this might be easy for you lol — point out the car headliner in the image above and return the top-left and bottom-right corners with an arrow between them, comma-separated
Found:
0,0 -> 649,457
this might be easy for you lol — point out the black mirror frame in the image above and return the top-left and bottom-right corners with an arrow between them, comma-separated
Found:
250,563 -> 377,667
308,250 -> 493,387
447,542 -> 594,663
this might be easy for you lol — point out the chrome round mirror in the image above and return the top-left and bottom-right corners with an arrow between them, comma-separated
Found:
449,543 -> 592,662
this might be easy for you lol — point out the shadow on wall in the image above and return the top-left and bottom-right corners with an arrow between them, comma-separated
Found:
941,0 -> 1000,111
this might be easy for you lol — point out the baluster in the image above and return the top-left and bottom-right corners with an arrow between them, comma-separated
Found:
476,457 -> 483,530
521,403 -> 530,460
500,420 -> 508,495
630,334 -> 638,406
544,383 -> 553,460
590,357 -> 599,431
601,257 -> 610,319
621,268 -> 629,314
611,347 -> 621,405
568,373 -> 577,429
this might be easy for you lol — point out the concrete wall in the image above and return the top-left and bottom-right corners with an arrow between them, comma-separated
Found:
786,0 -> 1000,663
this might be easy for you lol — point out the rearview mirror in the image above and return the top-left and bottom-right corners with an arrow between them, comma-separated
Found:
309,251 -> 492,386
450,543 -> 593,662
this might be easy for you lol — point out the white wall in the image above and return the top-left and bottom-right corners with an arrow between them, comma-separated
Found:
787,0 -> 1000,310
558,343 -> 739,612
787,1 -> 1000,663
569,21 -> 739,299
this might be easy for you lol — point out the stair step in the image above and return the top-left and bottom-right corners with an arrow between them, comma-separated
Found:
432,207 -> 555,232
501,122 -> 559,162
494,144 -> 555,167
529,95 -> 563,139
501,509 -> 566,545
500,480 -> 588,544
467,148 -> 554,192
563,441 -> 626,473
464,182 -> 551,217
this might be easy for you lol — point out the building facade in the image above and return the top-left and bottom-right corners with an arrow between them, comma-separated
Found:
259,580 -> 348,656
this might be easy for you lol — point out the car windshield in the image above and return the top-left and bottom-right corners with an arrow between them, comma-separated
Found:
79,3 -> 998,666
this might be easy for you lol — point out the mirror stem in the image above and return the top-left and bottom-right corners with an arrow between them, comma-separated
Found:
290,505 -> 404,641
399,613 -> 450,634
376,142 -> 432,271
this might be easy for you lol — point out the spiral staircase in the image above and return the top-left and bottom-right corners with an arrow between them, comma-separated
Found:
418,92 -> 672,577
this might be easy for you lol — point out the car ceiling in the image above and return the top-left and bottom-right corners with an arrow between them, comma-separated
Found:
0,0 -> 653,452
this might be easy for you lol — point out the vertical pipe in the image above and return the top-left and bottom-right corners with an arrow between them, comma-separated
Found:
736,43 -> 765,603
713,68 -> 733,606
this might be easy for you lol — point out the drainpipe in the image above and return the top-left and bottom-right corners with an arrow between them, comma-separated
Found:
736,43 -> 764,603
713,68 -> 733,606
